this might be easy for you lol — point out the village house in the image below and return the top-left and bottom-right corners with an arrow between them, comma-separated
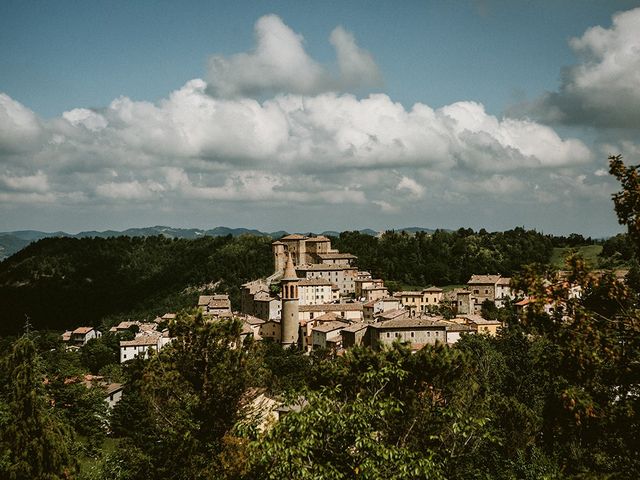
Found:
311,320 -> 350,350
198,294 -> 232,317
241,279 -> 269,315
297,277 -> 334,305
366,317 -> 450,350
253,290 -> 281,321
258,318 -> 281,341
295,264 -> 357,295
396,287 -> 444,314
363,297 -> 402,322
455,314 -> 503,336
61,326 -> 101,348
466,275 -> 516,313
298,302 -> 364,323
119,330 -> 173,363
340,322 -> 368,348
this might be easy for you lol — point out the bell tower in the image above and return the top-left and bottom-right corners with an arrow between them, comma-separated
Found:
280,252 -> 299,347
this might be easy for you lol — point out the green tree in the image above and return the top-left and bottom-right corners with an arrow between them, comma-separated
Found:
108,311 -> 248,479
0,335 -> 77,479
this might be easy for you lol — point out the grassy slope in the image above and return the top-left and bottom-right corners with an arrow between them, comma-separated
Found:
550,245 -> 603,268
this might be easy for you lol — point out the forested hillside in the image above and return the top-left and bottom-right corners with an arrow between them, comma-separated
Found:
332,227 -> 555,286
0,235 -> 273,335
0,225 -> 620,336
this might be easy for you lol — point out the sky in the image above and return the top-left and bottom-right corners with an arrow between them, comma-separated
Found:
1,0 -> 640,236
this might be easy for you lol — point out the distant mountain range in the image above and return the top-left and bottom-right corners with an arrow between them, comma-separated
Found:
0,225 -> 441,260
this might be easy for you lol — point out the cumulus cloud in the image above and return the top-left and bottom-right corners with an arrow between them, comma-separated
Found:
0,93 -> 44,153
513,7 -> 640,128
0,83 -> 594,217
206,14 -> 381,98
396,176 -> 425,199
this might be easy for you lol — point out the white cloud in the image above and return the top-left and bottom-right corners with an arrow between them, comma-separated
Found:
396,176 -> 425,199
206,14 -> 381,98
514,7 -> 640,128
0,171 -> 49,192
0,93 -> 44,153
96,180 -> 165,200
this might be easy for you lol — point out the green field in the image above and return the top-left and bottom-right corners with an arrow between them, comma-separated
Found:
550,245 -> 603,268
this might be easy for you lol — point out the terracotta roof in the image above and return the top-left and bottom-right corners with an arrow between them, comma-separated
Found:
120,335 -> 160,347
399,290 -> 423,296
105,383 -> 124,396
313,321 -> 349,333
305,236 -> 331,242
376,309 -> 408,321
468,275 -> 501,285
496,277 -> 511,285
296,264 -> 349,272
317,252 -> 357,259
298,278 -> 333,286
372,317 -> 450,330
72,326 -> 94,335
299,303 -> 363,312
342,322 -> 368,333
271,240 -> 285,245
280,234 -> 307,241
423,286 -> 443,292
242,315 -> 265,325
314,312 -> 340,322
457,314 -> 502,325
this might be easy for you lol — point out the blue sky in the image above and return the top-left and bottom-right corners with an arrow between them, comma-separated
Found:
1,1 -> 640,235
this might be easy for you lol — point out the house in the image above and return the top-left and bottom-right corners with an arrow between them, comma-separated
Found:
341,322 -> 368,349
298,302 -> 364,322
366,317 -> 450,350
363,297 -> 402,323
444,322 -> 476,344
258,318 -> 281,341
295,264 -> 358,295
311,320 -> 349,350
104,383 -> 124,409
467,275 -> 516,313
119,330 -> 173,363
198,294 -> 232,317
241,279 -> 270,315
396,287 -> 444,314
456,314 -> 502,336
62,326 -> 101,348
297,277 -> 334,305
253,290 -> 281,321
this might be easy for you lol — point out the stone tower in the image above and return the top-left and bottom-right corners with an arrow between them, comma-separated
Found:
280,252 -> 299,347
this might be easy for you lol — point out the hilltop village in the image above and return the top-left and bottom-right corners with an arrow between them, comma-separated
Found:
61,233 -> 608,365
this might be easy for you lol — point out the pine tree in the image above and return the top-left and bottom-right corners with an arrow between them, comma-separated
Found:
0,335 -> 76,480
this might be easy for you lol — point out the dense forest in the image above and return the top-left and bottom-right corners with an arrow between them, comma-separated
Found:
0,235 -> 273,335
332,227 -> 554,286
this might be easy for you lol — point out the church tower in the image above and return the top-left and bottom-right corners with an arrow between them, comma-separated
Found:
280,252 -> 299,347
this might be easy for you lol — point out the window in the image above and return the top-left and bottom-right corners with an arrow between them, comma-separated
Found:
485,289 -> 489,294
474,289 -> 479,294
427,331 -> 430,337
411,332 -> 414,338
387,332 -> 390,338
